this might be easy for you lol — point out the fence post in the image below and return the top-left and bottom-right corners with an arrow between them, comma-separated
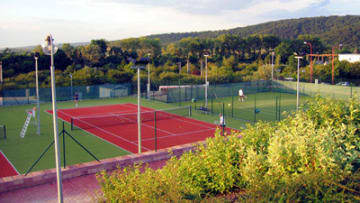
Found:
62,122 -> 66,168
275,96 -> 278,121
254,91 -> 257,123
178,86 -> 181,106
278,93 -> 281,121
222,102 -> 225,136
231,91 -> 234,118
3,125 -> 6,139
154,111 -> 157,152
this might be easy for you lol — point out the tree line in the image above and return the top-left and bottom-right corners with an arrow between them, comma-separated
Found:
1,33 -> 359,91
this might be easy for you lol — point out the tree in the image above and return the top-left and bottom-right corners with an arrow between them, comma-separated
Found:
262,35 -> 281,52
61,43 -> 76,62
81,39 -> 108,66
246,35 -> 262,60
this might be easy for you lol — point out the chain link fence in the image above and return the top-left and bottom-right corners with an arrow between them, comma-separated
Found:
0,83 -> 132,106
146,80 -> 358,124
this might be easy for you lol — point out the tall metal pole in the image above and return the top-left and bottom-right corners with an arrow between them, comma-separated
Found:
271,51 -> 274,81
147,63 -> 150,99
147,54 -> 151,99
331,44 -> 342,85
304,42 -> 313,83
47,35 -> 63,203
34,55 -> 40,135
0,61 -> 3,83
204,54 -> 209,108
137,67 -> 142,154
295,56 -> 302,111
70,74 -> 73,99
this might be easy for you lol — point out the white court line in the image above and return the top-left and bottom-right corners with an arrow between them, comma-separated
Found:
0,150 -> 20,175
59,104 -> 224,152
126,103 -> 218,130
142,127 -> 216,142
57,110 -> 148,152
50,110 -> 133,154
56,103 -> 131,111
125,104 -> 218,136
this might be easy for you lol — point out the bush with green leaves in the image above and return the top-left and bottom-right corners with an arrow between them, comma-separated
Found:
97,96 -> 360,202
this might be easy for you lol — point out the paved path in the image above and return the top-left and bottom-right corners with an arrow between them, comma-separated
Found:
0,159 -> 167,202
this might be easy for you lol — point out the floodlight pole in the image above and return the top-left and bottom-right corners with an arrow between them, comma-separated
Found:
204,54 -> 209,108
304,41 -> 313,83
147,54 -> 151,99
44,34 -> 63,203
271,51 -> 275,81
331,44 -> 342,85
295,56 -> 303,111
137,67 -> 142,153
70,73 -> 73,99
34,54 -> 40,135
0,61 -> 3,83
131,62 -> 145,154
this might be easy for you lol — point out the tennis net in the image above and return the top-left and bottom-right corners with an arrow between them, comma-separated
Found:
0,125 -> 6,139
71,106 -> 192,130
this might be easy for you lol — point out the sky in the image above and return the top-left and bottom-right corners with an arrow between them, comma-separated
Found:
0,0 -> 360,48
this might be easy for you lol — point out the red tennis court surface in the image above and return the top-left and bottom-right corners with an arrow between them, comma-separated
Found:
0,150 -> 19,178
49,103 -> 233,153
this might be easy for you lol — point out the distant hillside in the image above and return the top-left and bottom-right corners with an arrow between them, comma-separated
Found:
0,42 -> 89,53
147,15 -> 360,48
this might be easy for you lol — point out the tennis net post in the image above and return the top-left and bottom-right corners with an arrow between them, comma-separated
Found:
70,118 -> 74,131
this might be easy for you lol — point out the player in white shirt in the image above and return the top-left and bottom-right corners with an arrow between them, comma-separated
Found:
219,113 -> 226,136
238,89 -> 245,102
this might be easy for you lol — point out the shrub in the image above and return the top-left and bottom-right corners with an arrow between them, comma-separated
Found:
97,97 -> 360,202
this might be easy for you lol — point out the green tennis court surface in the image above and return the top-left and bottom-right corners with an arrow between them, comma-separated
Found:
0,92 -> 309,174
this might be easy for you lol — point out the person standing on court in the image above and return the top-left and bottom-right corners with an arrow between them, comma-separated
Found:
74,92 -> 79,108
219,113 -> 226,136
31,107 -> 37,125
238,88 -> 245,102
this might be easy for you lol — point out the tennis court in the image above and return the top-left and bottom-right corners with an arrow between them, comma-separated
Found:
50,103 -> 233,153
0,150 -> 19,178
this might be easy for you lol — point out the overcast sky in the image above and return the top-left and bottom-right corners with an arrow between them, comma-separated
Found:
0,0 -> 359,48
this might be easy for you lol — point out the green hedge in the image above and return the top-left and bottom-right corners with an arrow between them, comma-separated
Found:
97,96 -> 360,202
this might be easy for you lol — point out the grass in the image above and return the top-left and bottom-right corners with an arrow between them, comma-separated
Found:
184,91 -> 310,123
0,92 -> 309,174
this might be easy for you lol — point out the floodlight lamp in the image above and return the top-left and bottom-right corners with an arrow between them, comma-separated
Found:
304,41 -> 307,45
34,52 -> 40,59
41,34 -> 58,55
